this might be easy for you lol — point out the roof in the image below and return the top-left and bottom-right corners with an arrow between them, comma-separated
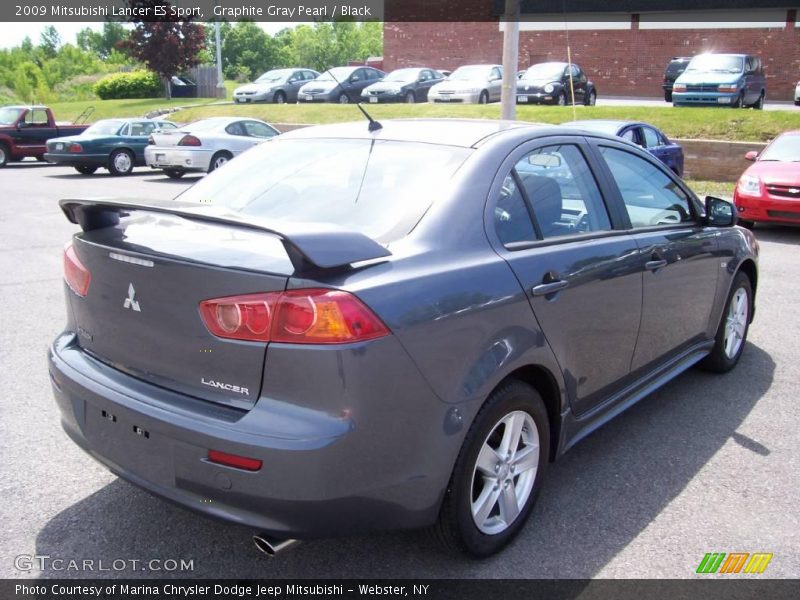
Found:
4,105 -> 49,110
568,119 -> 637,134
280,118 -> 552,148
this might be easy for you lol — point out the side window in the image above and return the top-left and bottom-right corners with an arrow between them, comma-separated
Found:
351,69 -> 364,82
599,147 -> 694,228
26,109 -> 49,125
642,127 -> 662,148
515,144 -> 611,239
491,67 -> 502,80
570,65 -> 580,78
158,122 -> 177,130
225,122 -> 246,136
494,174 -> 537,247
621,128 -> 637,144
243,121 -> 277,138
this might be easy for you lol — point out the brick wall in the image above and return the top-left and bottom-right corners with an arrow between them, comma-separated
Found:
384,20 -> 800,100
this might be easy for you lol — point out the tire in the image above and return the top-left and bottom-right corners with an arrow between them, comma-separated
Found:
699,272 -> 752,373
164,168 -> 185,179
738,219 -> 755,230
273,91 -> 286,104
478,90 -> 489,105
664,91 -> 673,102
405,91 -> 416,104
338,92 -> 350,104
433,380 -> 549,557
752,91 -> 765,110
74,165 -> 97,175
556,91 -> 566,106
585,89 -> 597,106
208,151 -> 232,173
108,149 -> 134,176
0,142 -> 8,167
35,155 -> 46,162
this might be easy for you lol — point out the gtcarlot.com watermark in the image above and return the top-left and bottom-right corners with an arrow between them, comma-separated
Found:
14,554 -> 194,573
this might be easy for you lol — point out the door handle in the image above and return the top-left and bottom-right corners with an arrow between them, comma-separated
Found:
645,259 -> 668,271
531,280 -> 569,297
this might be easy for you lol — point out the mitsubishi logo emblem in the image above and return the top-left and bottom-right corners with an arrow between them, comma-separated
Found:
123,283 -> 141,312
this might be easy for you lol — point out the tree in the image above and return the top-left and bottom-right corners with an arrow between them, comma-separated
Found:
40,26 -> 61,59
221,21 -> 281,80
77,22 -> 128,60
120,0 -> 205,98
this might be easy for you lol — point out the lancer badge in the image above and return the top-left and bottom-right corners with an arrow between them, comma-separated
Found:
123,283 -> 141,312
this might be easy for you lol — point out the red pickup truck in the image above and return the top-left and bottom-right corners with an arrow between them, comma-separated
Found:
0,105 -> 90,167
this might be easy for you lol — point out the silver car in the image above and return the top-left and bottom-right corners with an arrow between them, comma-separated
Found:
795,81 -> 800,106
428,64 -> 503,104
232,68 -> 320,104
144,117 -> 279,179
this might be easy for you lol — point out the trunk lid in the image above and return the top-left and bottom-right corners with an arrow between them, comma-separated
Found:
149,130 -> 190,147
69,213 -> 293,409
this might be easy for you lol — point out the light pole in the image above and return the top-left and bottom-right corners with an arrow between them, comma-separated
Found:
500,0 -> 520,121
214,1 -> 225,98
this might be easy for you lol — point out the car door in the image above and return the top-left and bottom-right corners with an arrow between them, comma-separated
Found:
223,121 -> 256,155
286,70 -> 305,102
569,64 -> 586,102
593,142 -> 720,372
125,121 -> 154,164
487,138 -> 643,415
489,66 -> 503,101
19,108 -> 56,151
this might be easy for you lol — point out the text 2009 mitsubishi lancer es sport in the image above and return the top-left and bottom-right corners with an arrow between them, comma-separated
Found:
49,119 -> 758,557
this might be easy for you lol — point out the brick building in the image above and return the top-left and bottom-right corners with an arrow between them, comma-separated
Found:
383,2 -> 800,100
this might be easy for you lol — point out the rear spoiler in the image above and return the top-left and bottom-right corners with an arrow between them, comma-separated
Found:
59,197 -> 391,273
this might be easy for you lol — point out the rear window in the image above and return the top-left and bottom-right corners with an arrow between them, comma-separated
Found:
176,139 -> 472,243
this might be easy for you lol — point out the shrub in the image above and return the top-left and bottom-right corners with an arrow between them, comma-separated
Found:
93,70 -> 162,99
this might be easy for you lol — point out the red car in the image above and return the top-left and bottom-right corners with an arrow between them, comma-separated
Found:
734,131 -> 800,228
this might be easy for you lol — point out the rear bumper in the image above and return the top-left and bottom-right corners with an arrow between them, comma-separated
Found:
44,153 -> 107,167
429,91 -> 481,103
144,146 -> 211,172
48,331 -> 455,538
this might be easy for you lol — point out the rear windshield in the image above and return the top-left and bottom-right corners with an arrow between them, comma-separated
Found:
176,139 -> 472,243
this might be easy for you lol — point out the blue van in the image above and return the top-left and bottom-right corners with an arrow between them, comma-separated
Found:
672,53 -> 766,109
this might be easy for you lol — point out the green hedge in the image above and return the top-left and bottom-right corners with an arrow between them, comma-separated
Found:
93,70 -> 162,99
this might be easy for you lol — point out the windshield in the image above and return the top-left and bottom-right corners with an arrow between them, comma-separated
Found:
255,69 -> 291,83
317,67 -> 354,82
0,107 -> 23,125
176,139 -> 472,243
384,69 -> 420,83
523,63 -> 566,80
760,134 -> 800,162
686,55 -> 744,73
84,120 -> 125,135
449,66 -> 489,81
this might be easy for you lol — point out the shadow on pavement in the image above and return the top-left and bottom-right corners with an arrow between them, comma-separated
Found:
34,343 -> 774,579
750,224 -> 800,247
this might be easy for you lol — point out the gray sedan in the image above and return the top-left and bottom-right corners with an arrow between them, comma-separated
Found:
144,117 -> 279,178
233,68 -> 320,104
51,119 -> 757,558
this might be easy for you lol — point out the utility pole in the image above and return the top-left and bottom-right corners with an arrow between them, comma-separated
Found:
500,0 -> 520,121
214,2 -> 225,98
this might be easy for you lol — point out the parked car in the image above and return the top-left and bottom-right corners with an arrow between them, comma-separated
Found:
569,120 -> 684,176
662,57 -> 691,102
361,67 -> 444,103
516,62 -> 597,106
44,119 -> 177,176
298,66 -> 384,103
52,119 -> 757,558
733,131 -> 800,228
428,64 -> 503,104
233,68 -> 320,104
672,53 -> 766,109
0,105 -> 89,167
795,81 -> 800,106
144,117 -> 279,179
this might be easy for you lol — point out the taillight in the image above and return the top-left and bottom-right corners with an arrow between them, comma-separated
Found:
178,134 -> 202,146
199,289 -> 389,344
207,450 -> 262,471
63,243 -> 90,296
69,143 -> 83,153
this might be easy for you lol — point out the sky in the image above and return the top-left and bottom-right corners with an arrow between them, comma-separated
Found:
0,22 -> 297,49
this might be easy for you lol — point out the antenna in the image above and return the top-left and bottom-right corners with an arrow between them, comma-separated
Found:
325,67 -> 383,132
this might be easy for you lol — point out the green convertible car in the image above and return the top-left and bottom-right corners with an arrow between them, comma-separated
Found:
44,118 -> 177,175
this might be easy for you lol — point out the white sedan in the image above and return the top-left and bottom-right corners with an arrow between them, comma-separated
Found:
145,117 -> 279,179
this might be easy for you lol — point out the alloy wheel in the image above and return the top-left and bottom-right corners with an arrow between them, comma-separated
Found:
724,287 -> 748,359
470,410 -> 539,535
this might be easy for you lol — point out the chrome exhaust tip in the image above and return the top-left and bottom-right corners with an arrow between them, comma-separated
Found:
253,533 -> 299,557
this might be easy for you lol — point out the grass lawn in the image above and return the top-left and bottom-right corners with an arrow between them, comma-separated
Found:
171,102 -> 800,142
685,180 -> 736,199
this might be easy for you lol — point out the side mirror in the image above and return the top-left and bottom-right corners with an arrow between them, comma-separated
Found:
16,121 -> 28,129
744,150 -> 759,161
705,196 -> 736,227
350,76 -> 360,83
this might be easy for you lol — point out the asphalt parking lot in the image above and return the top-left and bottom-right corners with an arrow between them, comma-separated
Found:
1,162 -> 798,579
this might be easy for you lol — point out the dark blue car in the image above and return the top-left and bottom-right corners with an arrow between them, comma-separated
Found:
570,120 -> 685,177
